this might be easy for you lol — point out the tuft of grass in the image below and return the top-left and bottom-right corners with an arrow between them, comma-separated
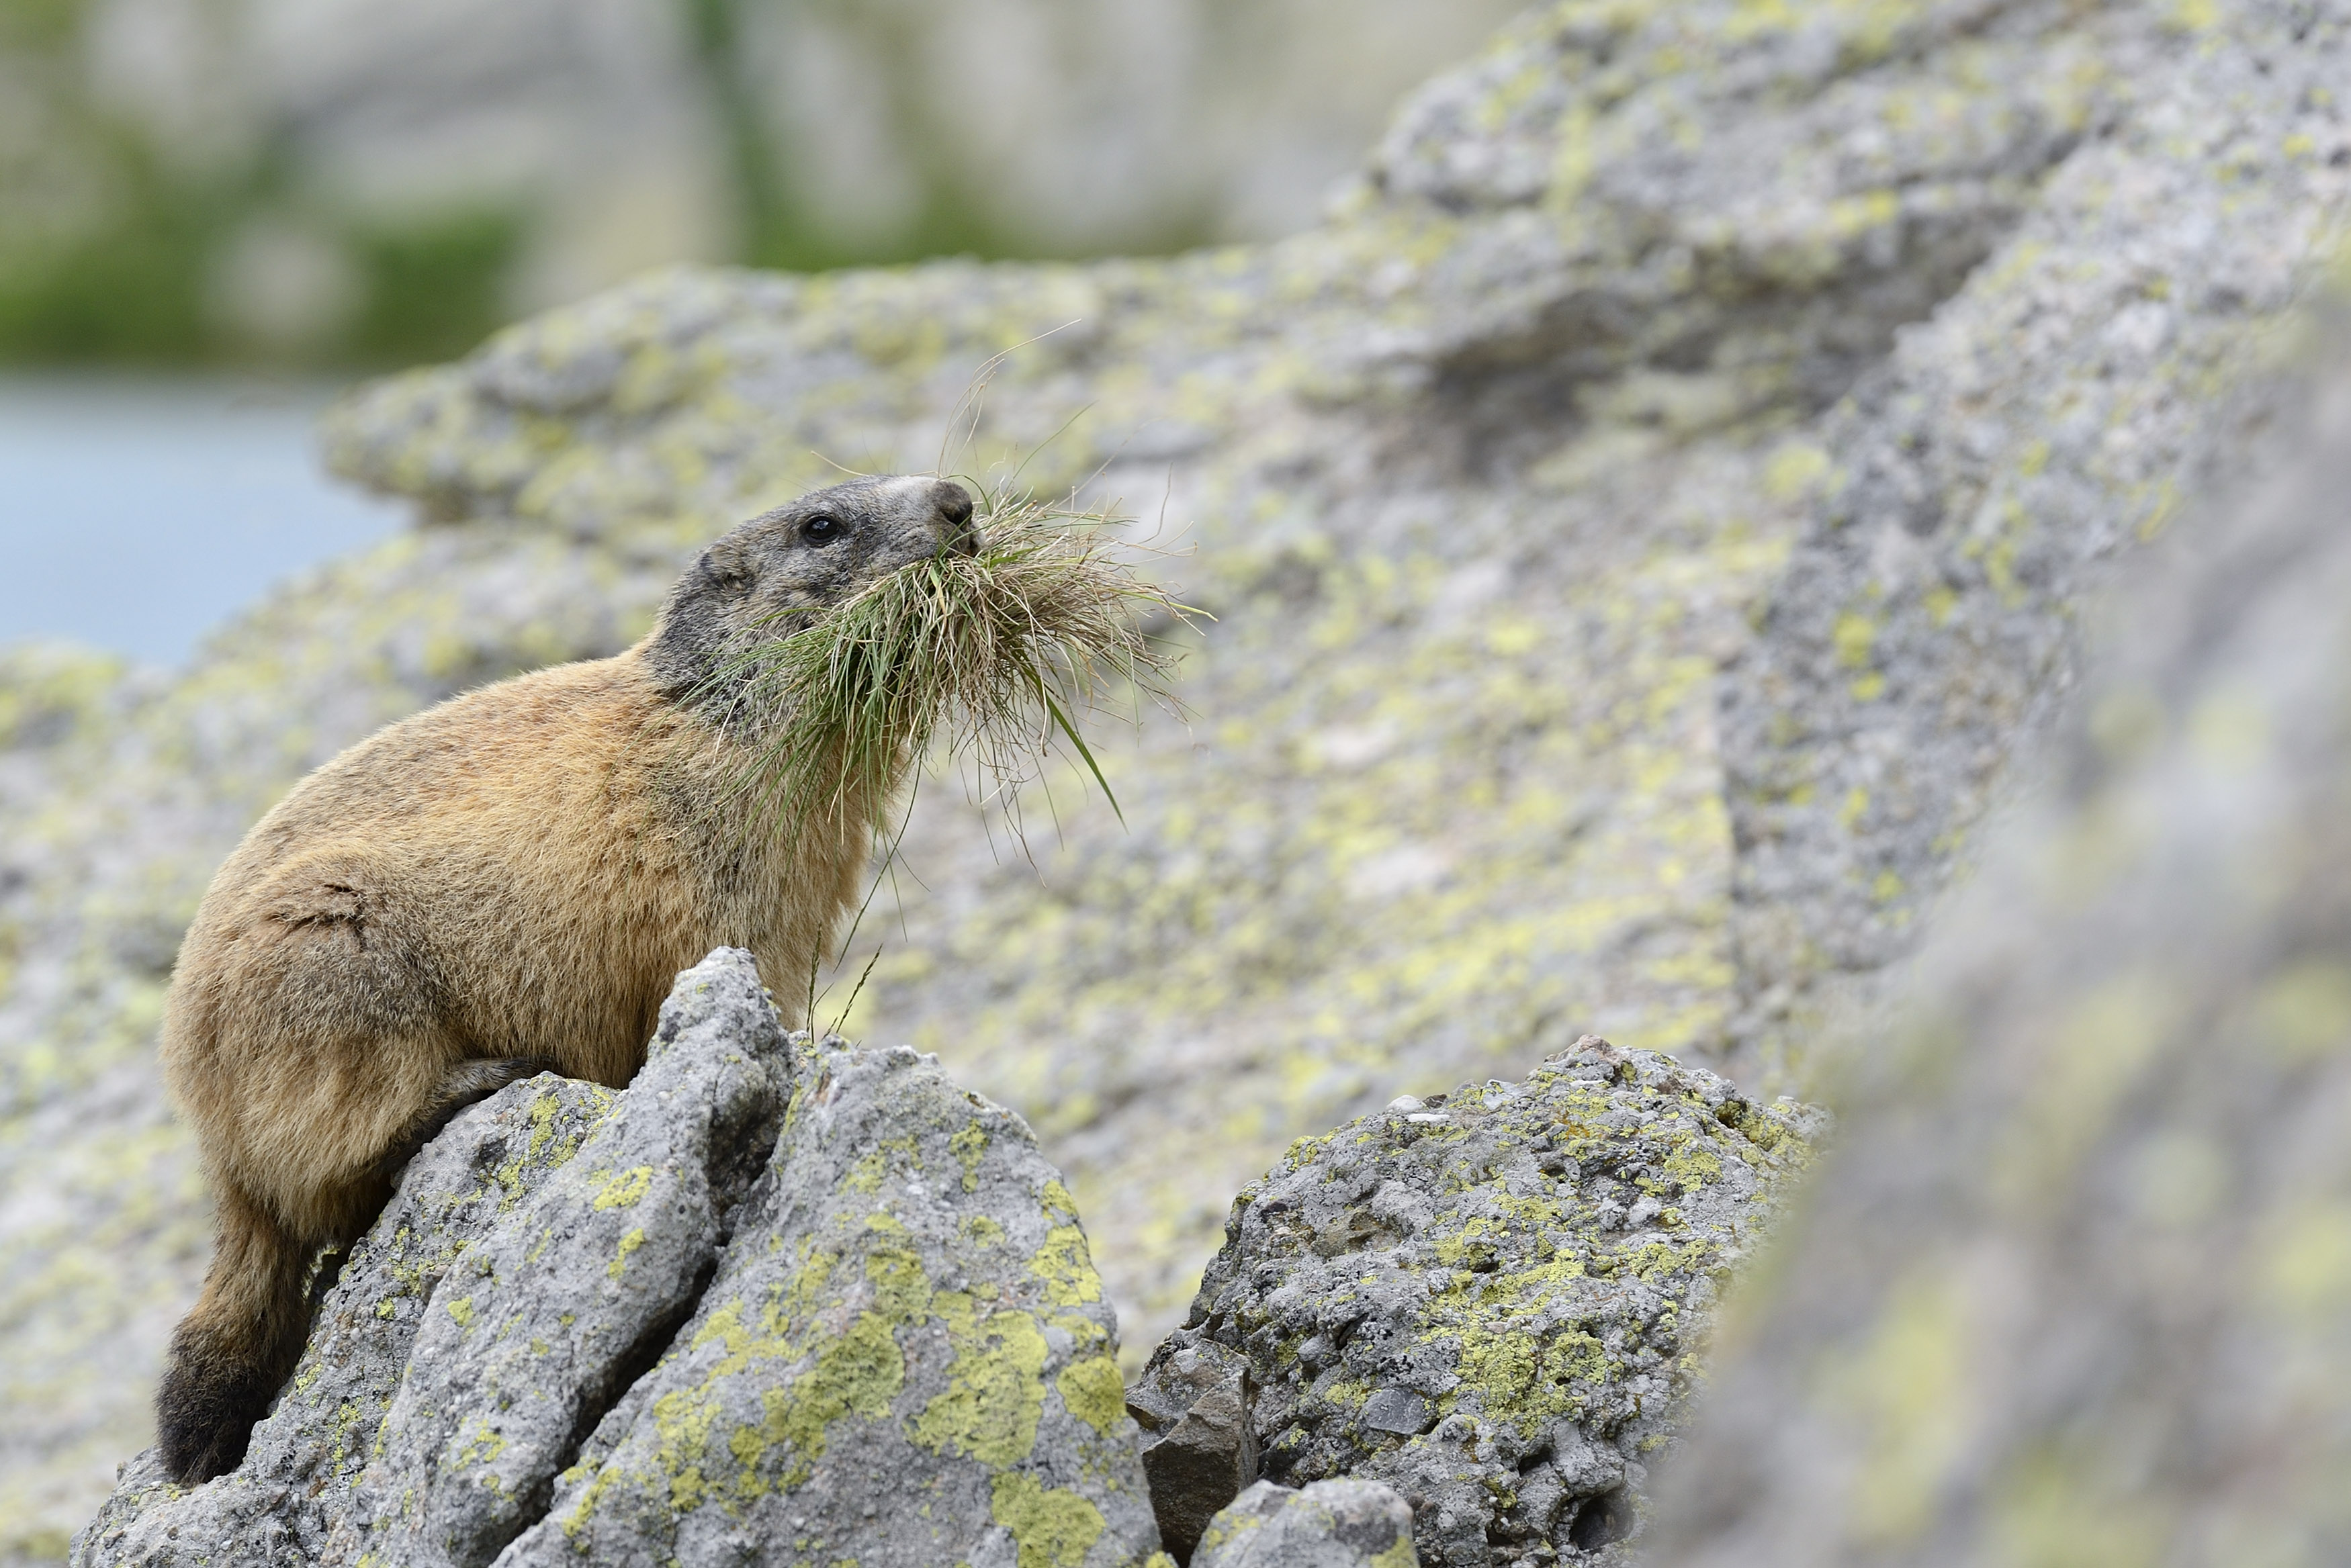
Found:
705,483 -> 1192,846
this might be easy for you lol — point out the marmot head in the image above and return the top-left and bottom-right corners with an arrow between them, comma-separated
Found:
646,474 -> 978,698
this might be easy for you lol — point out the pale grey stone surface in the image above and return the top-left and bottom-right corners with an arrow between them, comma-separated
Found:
1715,0 -> 2351,1080
326,950 -> 796,1567
500,1035 -> 1160,1568
68,1073 -> 620,1568
1193,1481 -> 1418,1568
1644,332 -> 2351,1564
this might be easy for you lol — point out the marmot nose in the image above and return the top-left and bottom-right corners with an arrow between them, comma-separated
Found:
932,479 -> 979,555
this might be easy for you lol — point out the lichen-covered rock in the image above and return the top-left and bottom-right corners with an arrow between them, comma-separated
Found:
1643,332 -> 2351,1562
1714,1 -> 2351,1081
67,950 -> 787,1568
324,949 -> 796,1566
1151,1037 -> 1818,1566
16,2 -> 2351,1551
69,950 -> 1159,1567
1193,1481 -> 1418,1568
500,1035 -> 1163,1568
69,1075 -> 618,1567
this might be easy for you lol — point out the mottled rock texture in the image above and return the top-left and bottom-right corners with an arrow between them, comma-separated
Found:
70,1072 -> 624,1567
500,1035 -> 1161,1568
1148,1039 -> 1818,1566
1193,1481 -> 1419,1568
11,0 -> 2351,1553
328,950 -> 795,1566
1644,333 -> 2351,1564
70,951 -> 1161,1568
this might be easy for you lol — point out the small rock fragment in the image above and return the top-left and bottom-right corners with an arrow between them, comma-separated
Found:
1130,1340 -> 1260,1562
1193,1480 -> 1417,1568
1358,1389 -> 1429,1437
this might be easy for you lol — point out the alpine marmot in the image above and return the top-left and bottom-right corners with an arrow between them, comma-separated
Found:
154,474 -> 975,1483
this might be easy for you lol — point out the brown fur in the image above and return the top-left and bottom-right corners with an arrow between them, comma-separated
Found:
154,475 -> 975,1482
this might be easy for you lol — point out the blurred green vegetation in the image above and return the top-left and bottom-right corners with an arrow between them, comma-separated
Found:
681,0 -> 1218,275
0,0 -> 531,371
0,0 -> 1521,370
0,0 -> 1221,371
0,165 -> 526,369
344,215 -> 531,367
0,144 -> 227,364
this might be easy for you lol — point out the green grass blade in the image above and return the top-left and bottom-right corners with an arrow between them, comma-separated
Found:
1033,670 -> 1124,828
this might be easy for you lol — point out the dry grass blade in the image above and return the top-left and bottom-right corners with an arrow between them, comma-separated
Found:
707,486 -> 1190,845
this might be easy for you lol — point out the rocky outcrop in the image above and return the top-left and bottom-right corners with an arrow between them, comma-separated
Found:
73,1074 -> 619,1567
503,1032 -> 1157,1567
71,951 -> 1163,1568
1641,330 -> 2351,1561
1136,1040 -> 1818,1565
65,952 -> 1822,1567
12,1 -> 2351,1552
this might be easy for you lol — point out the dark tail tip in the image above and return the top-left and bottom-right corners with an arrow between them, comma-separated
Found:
155,1324 -> 283,1483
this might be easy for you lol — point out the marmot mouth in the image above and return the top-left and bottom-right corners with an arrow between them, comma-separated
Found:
699,489 -> 1190,836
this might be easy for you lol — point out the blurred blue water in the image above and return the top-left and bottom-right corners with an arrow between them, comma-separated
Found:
0,378 -> 406,668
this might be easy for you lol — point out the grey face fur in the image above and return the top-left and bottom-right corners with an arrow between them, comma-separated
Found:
646,475 -> 977,698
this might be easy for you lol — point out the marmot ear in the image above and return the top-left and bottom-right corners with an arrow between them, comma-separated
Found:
699,545 -> 753,592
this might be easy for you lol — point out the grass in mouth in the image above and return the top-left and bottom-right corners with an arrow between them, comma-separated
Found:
705,482 -> 1193,847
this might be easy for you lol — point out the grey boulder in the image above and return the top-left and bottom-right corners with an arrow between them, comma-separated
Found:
1642,325 -> 2351,1564
498,1035 -> 1162,1568
326,948 -> 797,1565
1147,1036 -> 1820,1566
71,1075 -> 621,1568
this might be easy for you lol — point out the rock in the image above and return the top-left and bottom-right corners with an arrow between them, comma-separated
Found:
326,949 -> 796,1565
69,950 -> 1162,1567
1128,1340 -> 1259,1562
16,2 -> 2351,1550
1193,1481 -> 1418,1568
1153,1037 -> 1820,1565
1712,0 -> 2351,1082
1642,330 -> 2351,1561
501,1037 -> 1163,1568
69,1074 -> 621,1567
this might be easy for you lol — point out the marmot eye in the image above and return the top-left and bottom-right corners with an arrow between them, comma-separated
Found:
802,514 -> 842,545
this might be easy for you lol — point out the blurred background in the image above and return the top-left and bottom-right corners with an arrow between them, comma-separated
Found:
0,0 -> 1520,663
